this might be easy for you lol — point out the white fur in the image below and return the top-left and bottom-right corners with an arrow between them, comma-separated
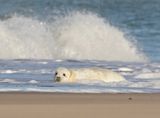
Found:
54,67 -> 125,83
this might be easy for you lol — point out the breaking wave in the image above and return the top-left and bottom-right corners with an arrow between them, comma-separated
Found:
0,11 -> 147,62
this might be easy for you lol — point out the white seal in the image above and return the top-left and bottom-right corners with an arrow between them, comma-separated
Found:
54,67 -> 125,83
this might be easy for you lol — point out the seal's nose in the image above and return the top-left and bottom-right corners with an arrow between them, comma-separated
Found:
55,77 -> 61,82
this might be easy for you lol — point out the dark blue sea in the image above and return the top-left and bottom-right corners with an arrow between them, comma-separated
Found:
0,0 -> 160,93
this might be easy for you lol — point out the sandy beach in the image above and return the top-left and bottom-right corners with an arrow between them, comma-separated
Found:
0,92 -> 159,118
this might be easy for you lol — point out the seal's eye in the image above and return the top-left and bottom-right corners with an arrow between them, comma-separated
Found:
55,72 -> 58,76
63,73 -> 66,77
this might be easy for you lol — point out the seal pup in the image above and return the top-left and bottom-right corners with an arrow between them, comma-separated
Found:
54,67 -> 125,83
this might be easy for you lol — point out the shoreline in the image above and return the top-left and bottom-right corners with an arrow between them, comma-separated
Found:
0,92 -> 160,118
0,92 -> 160,104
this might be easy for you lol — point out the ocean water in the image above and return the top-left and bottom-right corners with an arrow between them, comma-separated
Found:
0,0 -> 160,93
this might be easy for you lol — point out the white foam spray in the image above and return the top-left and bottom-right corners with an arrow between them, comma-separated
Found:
0,11 -> 147,62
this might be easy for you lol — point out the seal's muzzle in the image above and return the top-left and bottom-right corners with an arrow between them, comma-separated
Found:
55,77 -> 61,82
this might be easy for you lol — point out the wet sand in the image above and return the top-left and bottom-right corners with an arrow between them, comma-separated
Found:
0,92 -> 160,118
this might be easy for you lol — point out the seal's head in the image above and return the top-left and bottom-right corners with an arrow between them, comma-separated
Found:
54,67 -> 71,82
